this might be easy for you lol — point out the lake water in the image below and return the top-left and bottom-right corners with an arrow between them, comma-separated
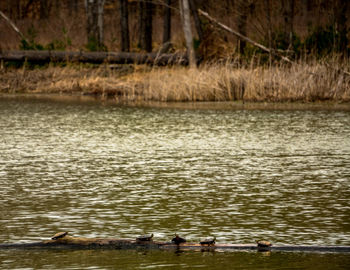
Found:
0,96 -> 349,269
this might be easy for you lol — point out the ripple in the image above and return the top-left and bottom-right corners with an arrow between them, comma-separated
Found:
0,99 -> 349,246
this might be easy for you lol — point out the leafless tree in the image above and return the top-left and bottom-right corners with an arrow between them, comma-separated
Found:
236,1 -> 249,54
282,0 -> 295,49
68,0 -> 78,16
119,0 -> 129,51
188,0 -> 203,42
264,0 -> 272,64
138,0 -> 153,52
180,0 -> 196,67
85,0 -> 106,49
39,0 -> 49,19
162,0 -> 172,44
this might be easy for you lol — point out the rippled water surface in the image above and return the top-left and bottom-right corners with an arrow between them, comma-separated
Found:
0,96 -> 349,269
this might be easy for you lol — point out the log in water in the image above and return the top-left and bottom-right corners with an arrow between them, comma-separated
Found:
0,235 -> 349,253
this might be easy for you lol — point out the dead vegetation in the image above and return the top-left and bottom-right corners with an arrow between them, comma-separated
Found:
1,59 -> 349,103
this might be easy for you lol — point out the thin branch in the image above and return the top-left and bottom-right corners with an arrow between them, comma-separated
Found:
137,0 -> 179,12
198,9 -> 293,63
0,11 -> 27,42
324,62 -> 350,77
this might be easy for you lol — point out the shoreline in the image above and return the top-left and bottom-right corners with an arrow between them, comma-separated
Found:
1,93 -> 350,111
1,62 -> 349,109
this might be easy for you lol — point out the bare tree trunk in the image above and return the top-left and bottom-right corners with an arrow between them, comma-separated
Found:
138,1 -> 153,52
54,0 -> 59,15
97,0 -> 105,47
68,0 -> 78,16
180,0 -> 196,68
24,0 -> 34,19
236,1 -> 249,54
283,0 -> 294,49
162,0 -> 172,44
85,0 -> 98,44
264,0 -> 272,65
289,0 -> 295,47
144,1 -> 153,52
138,1 -> 145,49
16,0 -> 22,20
85,0 -> 105,50
333,0 -> 348,54
6,0 -> 12,19
302,0 -> 311,26
225,0 -> 235,15
119,0 -> 130,52
39,0 -> 49,19
188,0 -> 203,42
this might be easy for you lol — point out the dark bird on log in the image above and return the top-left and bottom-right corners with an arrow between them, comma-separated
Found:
171,234 -> 186,245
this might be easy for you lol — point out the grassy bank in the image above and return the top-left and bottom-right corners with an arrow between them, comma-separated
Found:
1,60 -> 349,103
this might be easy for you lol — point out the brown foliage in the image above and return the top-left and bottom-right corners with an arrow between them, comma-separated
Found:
1,59 -> 349,103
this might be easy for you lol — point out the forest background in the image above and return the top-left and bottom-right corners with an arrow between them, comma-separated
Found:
0,0 -> 349,103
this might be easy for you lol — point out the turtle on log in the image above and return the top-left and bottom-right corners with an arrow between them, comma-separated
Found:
200,236 -> 216,246
136,233 -> 154,242
171,234 -> 186,245
256,240 -> 272,248
51,232 -> 69,240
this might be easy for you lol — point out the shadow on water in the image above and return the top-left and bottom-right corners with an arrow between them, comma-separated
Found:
1,249 -> 350,270
1,93 -> 350,111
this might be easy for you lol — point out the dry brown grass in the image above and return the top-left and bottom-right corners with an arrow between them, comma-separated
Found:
1,59 -> 349,103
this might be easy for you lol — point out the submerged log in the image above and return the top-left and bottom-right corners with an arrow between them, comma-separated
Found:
0,51 -> 188,65
0,235 -> 349,253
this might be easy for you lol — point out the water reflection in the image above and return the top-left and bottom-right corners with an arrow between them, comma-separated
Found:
1,249 -> 350,270
0,97 -> 349,249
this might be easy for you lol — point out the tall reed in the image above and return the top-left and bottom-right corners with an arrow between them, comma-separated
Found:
1,58 -> 349,102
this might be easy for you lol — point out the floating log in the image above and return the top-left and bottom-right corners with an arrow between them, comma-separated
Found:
0,50 -> 188,65
0,235 -> 349,253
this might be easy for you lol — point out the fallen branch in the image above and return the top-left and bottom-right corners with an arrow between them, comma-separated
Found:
0,11 -> 27,43
0,50 -> 187,65
198,9 -> 350,77
198,9 -> 292,63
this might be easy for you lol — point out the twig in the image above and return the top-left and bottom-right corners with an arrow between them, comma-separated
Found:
0,11 -> 27,43
324,62 -> 350,77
